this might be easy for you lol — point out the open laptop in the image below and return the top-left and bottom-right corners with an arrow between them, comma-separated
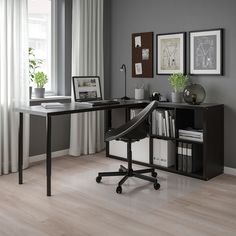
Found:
72,76 -> 120,106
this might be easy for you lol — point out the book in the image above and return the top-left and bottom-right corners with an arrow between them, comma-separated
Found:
41,102 -> 64,109
172,118 -> 176,138
164,110 -> 170,137
152,111 -> 156,135
179,135 -> 203,142
179,129 -> 203,141
177,142 -> 183,171
158,111 -> 163,136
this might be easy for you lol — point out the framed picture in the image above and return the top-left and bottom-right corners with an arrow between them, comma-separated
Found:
72,76 -> 102,102
156,32 -> 186,75
189,29 -> 223,75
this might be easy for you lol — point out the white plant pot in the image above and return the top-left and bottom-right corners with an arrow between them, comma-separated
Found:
171,92 -> 182,103
34,88 -> 45,98
135,88 -> 144,100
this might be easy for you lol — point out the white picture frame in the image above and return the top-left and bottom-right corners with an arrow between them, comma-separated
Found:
156,32 -> 186,75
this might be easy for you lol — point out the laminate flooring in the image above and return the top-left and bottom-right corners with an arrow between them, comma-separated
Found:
0,152 -> 235,236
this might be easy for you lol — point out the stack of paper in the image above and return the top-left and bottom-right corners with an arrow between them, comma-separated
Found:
41,102 -> 64,109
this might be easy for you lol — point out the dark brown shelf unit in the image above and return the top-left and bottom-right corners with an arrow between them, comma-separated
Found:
107,102 -> 224,181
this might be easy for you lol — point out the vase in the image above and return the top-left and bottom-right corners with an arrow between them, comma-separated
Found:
135,88 -> 144,100
34,88 -> 45,98
183,84 -> 206,105
29,86 -> 32,99
171,92 -> 182,103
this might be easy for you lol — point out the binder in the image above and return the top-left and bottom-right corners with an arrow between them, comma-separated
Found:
187,144 -> 193,173
177,142 -> 183,171
182,143 -> 187,172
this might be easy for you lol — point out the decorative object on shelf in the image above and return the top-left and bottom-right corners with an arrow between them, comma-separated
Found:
189,28 -> 223,75
120,64 -> 130,100
134,83 -> 145,100
156,32 -> 186,75
183,83 -> 206,105
33,71 -> 48,98
29,47 -> 43,99
150,92 -> 160,101
168,73 -> 188,103
132,32 -> 153,78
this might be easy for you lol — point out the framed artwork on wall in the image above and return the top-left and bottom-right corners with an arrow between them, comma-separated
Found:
156,32 -> 186,75
189,29 -> 223,75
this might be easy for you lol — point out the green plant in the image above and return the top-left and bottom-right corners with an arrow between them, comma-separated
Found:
29,47 -> 43,82
34,71 -> 48,88
168,73 -> 188,92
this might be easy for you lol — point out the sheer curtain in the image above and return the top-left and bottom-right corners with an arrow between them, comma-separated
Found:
0,0 -> 30,175
69,0 -> 104,156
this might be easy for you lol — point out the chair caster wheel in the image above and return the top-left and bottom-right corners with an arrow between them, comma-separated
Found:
152,171 -> 157,178
118,168 -> 123,172
96,176 -> 102,183
154,181 -> 160,190
116,186 -> 122,194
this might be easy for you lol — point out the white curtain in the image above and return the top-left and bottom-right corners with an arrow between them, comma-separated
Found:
69,0 -> 104,156
0,0 -> 30,175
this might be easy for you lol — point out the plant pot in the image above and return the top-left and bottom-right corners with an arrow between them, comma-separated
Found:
135,88 -> 144,100
171,92 -> 182,103
34,88 -> 45,98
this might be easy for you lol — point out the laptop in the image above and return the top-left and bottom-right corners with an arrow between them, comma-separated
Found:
72,76 -> 120,106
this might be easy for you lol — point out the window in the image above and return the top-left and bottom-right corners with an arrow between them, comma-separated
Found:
28,0 -> 53,93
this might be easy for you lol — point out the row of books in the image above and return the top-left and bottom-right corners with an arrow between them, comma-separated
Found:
152,109 -> 175,138
179,128 -> 203,142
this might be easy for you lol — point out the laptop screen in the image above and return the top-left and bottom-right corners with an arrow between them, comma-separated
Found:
72,76 -> 102,102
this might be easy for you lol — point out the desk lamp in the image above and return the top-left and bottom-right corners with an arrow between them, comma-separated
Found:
120,64 -> 130,100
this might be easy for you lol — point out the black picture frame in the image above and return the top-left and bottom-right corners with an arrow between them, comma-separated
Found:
72,76 -> 102,102
189,28 -> 223,75
156,32 -> 186,75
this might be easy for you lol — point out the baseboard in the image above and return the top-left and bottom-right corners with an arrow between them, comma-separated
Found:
224,167 -> 236,176
30,149 -> 69,163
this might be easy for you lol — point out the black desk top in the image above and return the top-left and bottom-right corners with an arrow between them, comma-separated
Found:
14,100 -> 149,117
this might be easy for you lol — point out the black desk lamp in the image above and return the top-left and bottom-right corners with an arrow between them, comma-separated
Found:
120,64 -> 130,100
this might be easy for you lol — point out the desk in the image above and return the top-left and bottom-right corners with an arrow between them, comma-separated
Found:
15,100 -> 148,196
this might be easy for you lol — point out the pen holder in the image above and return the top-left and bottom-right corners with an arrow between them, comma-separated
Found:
135,88 -> 144,100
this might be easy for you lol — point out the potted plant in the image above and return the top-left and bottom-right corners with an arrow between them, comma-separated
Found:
168,73 -> 188,103
33,71 -> 48,98
29,47 -> 43,98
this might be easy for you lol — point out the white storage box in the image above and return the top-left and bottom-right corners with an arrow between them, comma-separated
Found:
109,138 -> 150,164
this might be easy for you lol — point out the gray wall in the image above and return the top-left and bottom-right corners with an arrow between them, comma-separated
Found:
110,0 -> 236,168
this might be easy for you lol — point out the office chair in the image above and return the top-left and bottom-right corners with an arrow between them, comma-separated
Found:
96,101 -> 160,194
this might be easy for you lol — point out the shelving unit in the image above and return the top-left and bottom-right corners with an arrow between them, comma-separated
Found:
107,102 -> 224,181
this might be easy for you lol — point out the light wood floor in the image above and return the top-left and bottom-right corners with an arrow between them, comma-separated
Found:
0,152 -> 236,236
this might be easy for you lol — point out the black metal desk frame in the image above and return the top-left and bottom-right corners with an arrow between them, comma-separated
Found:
16,101 -> 148,196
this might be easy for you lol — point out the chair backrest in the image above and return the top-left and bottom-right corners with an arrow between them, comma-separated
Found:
105,101 -> 158,142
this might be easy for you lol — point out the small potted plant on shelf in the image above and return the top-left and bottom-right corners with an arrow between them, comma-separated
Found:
33,71 -> 48,98
29,47 -> 43,99
168,73 -> 188,103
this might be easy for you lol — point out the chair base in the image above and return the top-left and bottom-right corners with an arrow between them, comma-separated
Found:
96,165 -> 160,194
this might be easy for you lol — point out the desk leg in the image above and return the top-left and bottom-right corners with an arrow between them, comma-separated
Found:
46,116 -> 52,196
18,112 -> 23,184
